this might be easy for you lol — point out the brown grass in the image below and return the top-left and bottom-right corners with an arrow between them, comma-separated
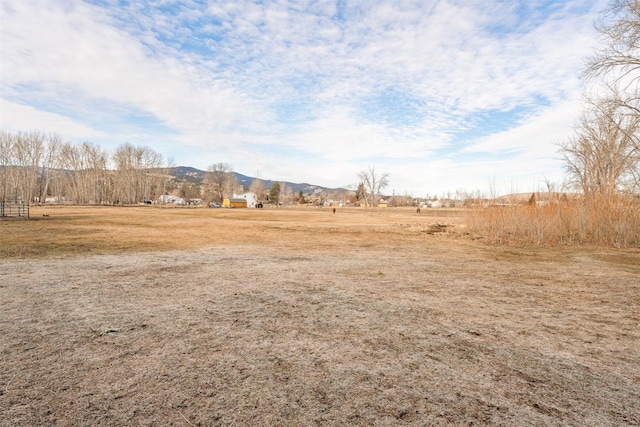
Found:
467,195 -> 640,248
1,206 -> 639,426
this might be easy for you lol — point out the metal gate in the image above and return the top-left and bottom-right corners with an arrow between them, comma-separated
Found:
0,200 -> 30,218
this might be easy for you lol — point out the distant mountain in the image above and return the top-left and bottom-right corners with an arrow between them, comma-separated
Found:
168,166 -> 345,196
169,166 -> 205,184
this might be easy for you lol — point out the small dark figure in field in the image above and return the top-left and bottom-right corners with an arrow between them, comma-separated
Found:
416,207 -> 421,214
332,207 -> 336,214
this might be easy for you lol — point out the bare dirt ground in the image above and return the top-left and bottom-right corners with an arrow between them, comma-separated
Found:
1,206 -> 639,426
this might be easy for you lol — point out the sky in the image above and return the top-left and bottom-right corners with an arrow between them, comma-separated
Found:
1,0 -> 609,197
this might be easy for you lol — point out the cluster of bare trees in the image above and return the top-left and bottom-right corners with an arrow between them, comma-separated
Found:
560,97 -> 640,197
560,0 -> 640,197
0,130 -> 168,205
0,131 -> 72,204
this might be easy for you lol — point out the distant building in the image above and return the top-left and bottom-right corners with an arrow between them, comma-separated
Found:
233,192 -> 259,208
223,198 -> 247,208
158,194 -> 185,205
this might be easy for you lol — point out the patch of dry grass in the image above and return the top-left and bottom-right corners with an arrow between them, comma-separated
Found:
467,195 -> 640,248
0,206 -> 463,258
1,206 -> 638,425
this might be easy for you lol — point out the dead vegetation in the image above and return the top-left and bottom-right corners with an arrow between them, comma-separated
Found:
1,206 -> 638,426
467,195 -> 640,248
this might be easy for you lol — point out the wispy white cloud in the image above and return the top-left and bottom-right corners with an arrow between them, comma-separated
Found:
0,0 -> 608,195
1,1 -> 256,134
463,100 -> 580,156
0,99 -> 106,139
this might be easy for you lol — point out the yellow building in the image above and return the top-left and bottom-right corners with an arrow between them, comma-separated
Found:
223,198 -> 248,208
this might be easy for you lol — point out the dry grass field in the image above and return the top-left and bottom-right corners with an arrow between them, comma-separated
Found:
1,206 -> 639,426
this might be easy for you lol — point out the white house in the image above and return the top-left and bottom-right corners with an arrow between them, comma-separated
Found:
158,194 -> 185,205
233,192 -> 259,208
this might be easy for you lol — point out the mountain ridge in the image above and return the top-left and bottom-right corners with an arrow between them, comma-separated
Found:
169,166 -> 347,196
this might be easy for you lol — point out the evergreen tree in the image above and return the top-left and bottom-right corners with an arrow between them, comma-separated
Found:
269,183 -> 281,205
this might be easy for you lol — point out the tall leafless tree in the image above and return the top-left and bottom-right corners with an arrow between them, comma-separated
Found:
559,95 -> 640,197
0,130 -> 15,202
204,162 -> 233,203
37,133 -> 62,204
279,182 -> 291,205
249,178 -> 267,201
113,143 -> 139,204
585,0 -> 640,140
567,0 -> 640,196
85,142 -> 110,204
357,165 -> 389,208
586,0 -> 640,87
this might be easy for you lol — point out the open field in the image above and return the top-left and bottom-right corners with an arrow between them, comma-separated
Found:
1,206 -> 639,426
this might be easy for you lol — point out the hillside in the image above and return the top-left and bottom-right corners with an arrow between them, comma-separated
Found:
169,166 -> 345,196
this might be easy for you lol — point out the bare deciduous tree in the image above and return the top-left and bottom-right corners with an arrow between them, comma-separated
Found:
585,0 -> 640,144
279,182 -> 291,205
567,0 -> 640,196
60,142 -> 85,203
357,165 -> 389,208
37,133 -> 62,205
0,130 -> 16,202
86,142 -> 111,205
559,95 -> 640,197
204,162 -> 233,203
225,174 -> 243,198
586,0 -> 640,89
249,178 -> 266,201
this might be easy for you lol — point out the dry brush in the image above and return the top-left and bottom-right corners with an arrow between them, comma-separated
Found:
467,194 -> 640,248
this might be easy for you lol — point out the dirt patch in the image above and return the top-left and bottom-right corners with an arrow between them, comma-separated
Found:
1,206 -> 638,425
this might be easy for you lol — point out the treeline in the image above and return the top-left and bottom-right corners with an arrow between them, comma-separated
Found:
0,130 -> 171,205
0,130 -> 356,207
